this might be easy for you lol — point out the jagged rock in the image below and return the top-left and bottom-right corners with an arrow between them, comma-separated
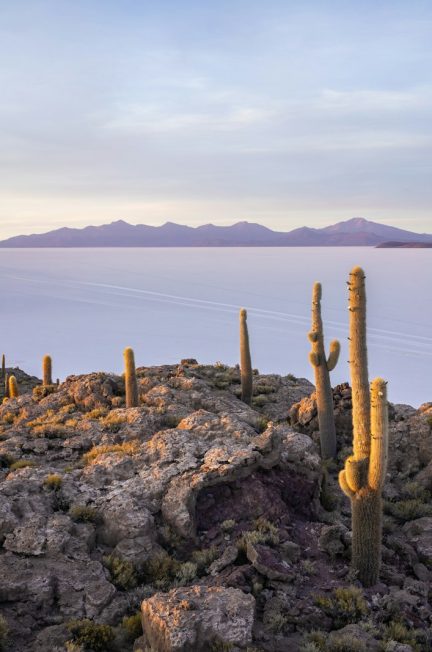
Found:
318,524 -> 350,558
209,544 -> 238,575
402,517 -> 432,563
140,585 -> 255,651
246,542 -> 294,581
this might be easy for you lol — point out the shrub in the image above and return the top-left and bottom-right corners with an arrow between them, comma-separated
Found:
313,586 -> 367,629
43,473 -> 62,490
69,505 -> 101,524
142,552 -> 181,588
384,499 -> 432,522
237,517 -> 279,551
381,621 -> 418,649
121,612 -> 142,640
67,619 -> 114,651
190,546 -> 219,572
100,413 -> 128,433
9,459 -> 36,471
33,385 -> 57,400
84,408 -> 109,420
221,519 -> 236,532
2,413 -> 15,424
175,561 -> 197,585
103,555 -> 137,590
83,440 -> 140,465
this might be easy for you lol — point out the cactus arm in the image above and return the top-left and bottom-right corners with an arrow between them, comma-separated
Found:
339,470 -> 355,498
348,266 -> 371,458
368,377 -> 389,491
239,308 -> 253,405
326,340 -> 340,371
309,351 -> 320,367
344,456 -> 368,493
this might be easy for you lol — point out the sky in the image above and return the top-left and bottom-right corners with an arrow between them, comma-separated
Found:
1,0 -> 431,238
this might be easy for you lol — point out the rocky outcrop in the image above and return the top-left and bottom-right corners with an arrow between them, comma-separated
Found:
0,363 -> 430,652
139,586 -> 255,651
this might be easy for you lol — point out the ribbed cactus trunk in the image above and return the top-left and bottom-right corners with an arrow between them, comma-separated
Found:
348,266 -> 370,458
339,266 -> 389,586
1,354 -> 5,379
308,282 -> 340,459
239,308 -> 253,405
4,372 -> 9,398
43,355 -> 53,386
8,375 -> 19,398
124,347 -> 139,408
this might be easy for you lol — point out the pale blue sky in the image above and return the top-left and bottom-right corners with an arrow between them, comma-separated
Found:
1,0 -> 431,237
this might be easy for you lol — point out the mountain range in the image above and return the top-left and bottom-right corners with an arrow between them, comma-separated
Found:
0,217 -> 431,247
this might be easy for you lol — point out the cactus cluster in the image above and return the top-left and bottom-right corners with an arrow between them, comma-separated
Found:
308,282 -> 340,459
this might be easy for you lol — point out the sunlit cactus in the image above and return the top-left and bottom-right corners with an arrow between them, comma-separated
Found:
4,372 -> 9,398
348,266 -> 370,458
339,378 -> 388,586
8,375 -> 19,398
124,347 -> 139,408
43,355 -> 53,386
239,308 -> 253,405
339,266 -> 388,586
308,282 -> 340,458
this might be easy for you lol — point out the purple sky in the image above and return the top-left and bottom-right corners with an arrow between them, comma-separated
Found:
1,0 -> 431,238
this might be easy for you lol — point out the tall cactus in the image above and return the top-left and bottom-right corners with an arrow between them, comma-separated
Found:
339,378 -> 388,586
43,355 -> 53,386
239,308 -> 253,405
339,266 -> 388,586
4,372 -> 9,398
308,282 -> 340,458
1,354 -> 5,379
8,375 -> 19,398
348,266 -> 370,457
124,347 -> 139,408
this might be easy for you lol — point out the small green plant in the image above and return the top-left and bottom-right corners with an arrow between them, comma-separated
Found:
237,518 -> 279,551
265,611 -> 288,633
381,620 -> 418,649
103,555 -> 137,590
300,559 -> 317,575
67,619 -> 114,651
142,552 -> 181,588
221,519 -> 236,532
175,561 -> 198,585
43,473 -> 62,490
121,612 -> 142,640
313,586 -> 367,629
69,505 -> 101,524
9,459 -> 36,471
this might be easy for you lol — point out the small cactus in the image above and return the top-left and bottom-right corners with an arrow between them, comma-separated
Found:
43,355 -> 53,386
239,308 -> 253,405
124,347 -> 139,408
8,375 -> 19,398
308,282 -> 340,458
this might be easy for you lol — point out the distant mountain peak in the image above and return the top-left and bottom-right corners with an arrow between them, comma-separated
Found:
0,217 -> 430,248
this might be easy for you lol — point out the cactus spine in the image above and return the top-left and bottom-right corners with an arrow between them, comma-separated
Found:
339,267 -> 388,586
239,308 -> 253,405
8,375 -> 19,398
124,347 -> 139,408
308,282 -> 340,458
43,355 -> 53,386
